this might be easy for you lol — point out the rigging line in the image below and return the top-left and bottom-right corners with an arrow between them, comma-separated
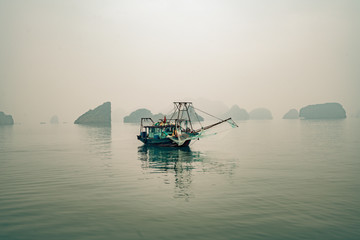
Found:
189,138 -> 199,147
165,105 -> 175,118
202,126 -> 234,136
180,107 -> 185,120
169,104 -> 177,120
190,106 -> 203,128
193,107 -> 224,121
185,103 -> 194,130
176,103 -> 181,123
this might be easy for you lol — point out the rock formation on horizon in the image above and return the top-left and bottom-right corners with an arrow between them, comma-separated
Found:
124,108 -> 204,123
223,105 -> 249,120
0,111 -> 14,125
249,108 -> 273,120
283,109 -> 299,119
74,102 -> 111,125
50,115 -> 59,124
299,103 -> 346,119
152,113 -> 166,122
124,109 -> 155,123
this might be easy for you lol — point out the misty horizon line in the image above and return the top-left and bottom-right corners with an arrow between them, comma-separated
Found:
2,99 -> 357,124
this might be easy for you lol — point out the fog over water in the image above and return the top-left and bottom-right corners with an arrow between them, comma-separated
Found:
1,0 -> 359,123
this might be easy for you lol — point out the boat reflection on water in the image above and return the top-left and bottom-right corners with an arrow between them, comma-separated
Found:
138,146 -> 204,199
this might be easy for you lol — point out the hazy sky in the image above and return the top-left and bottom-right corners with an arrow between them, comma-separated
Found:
1,0 -> 359,122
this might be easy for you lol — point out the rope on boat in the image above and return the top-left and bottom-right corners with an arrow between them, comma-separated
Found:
158,103 -> 239,146
191,106 -> 239,128
192,106 -> 223,121
190,106 -> 203,129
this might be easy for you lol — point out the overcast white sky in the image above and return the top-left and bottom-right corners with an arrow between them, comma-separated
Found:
1,0 -> 359,122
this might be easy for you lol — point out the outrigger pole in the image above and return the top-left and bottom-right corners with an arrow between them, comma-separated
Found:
194,118 -> 236,132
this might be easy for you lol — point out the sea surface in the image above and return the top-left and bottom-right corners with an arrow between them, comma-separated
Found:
1,119 -> 360,240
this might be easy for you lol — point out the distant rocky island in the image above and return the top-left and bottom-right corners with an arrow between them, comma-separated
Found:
50,115 -> 59,124
124,109 -> 163,123
223,105 -> 249,120
299,103 -> 346,119
249,108 -> 273,120
283,109 -> 299,119
0,111 -> 14,125
124,108 -> 204,123
74,102 -> 111,125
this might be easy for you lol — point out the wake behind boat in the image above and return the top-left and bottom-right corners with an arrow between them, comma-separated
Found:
137,102 -> 238,147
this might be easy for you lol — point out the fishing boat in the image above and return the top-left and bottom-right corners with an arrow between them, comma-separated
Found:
137,102 -> 238,147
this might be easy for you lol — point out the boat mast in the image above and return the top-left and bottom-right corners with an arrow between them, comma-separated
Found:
171,101 -> 238,133
176,102 -> 182,125
172,102 -> 195,130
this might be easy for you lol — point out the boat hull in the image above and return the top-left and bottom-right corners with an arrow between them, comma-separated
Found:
137,135 -> 191,147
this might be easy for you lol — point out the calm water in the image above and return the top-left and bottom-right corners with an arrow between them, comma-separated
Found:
1,119 -> 360,240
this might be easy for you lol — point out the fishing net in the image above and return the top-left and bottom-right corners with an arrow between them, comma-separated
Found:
163,104 -> 239,146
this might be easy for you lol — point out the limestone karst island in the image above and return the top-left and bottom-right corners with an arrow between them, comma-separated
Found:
283,109 -> 299,119
74,102 -> 111,125
0,111 -> 14,125
123,108 -> 204,123
299,103 -> 346,119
